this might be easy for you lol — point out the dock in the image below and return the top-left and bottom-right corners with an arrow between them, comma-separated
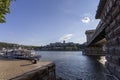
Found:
0,58 -> 56,80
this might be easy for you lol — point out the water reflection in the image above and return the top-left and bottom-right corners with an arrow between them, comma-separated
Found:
97,56 -> 106,65
37,51 -> 105,80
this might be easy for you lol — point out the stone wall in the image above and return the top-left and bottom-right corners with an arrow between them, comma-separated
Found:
85,29 -> 105,56
84,46 -> 105,56
85,30 -> 95,43
86,0 -> 120,79
11,63 -> 56,80
97,0 -> 120,80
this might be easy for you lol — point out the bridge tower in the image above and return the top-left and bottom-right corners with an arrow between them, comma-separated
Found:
85,0 -> 120,79
85,30 -> 105,56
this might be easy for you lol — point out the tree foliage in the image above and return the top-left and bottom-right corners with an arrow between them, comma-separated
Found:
0,0 -> 14,23
0,42 -> 36,50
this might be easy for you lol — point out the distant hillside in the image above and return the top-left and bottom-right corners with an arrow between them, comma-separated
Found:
0,42 -> 35,49
0,42 -> 86,51
0,42 -> 17,49
34,42 -> 86,51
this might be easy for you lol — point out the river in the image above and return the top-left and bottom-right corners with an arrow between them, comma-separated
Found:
36,51 -> 105,80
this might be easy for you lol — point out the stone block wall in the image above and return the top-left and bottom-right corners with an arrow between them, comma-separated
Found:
84,47 -> 105,56
101,0 -> 120,80
11,63 -> 56,80
85,30 -> 95,43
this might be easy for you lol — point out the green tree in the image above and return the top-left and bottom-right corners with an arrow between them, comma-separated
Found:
0,0 -> 14,23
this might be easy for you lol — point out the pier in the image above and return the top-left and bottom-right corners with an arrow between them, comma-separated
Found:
85,0 -> 120,80
0,58 -> 56,80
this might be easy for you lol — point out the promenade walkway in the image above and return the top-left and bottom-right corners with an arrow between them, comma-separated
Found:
0,57 -> 52,80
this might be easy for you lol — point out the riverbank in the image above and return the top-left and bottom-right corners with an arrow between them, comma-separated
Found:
0,57 -> 56,80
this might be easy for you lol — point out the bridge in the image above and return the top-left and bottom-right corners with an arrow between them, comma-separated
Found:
84,0 -> 120,80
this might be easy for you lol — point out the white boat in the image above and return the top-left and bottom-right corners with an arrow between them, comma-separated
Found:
0,52 -> 4,56
1,49 -> 41,60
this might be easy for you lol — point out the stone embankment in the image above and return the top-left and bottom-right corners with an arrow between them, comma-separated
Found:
0,58 -> 56,80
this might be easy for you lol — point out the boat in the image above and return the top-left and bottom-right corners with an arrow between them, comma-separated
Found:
1,49 -> 41,60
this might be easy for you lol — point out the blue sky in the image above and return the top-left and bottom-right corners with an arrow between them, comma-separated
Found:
0,0 -> 100,46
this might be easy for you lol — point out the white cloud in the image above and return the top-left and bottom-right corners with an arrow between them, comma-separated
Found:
81,17 -> 90,23
59,34 -> 74,41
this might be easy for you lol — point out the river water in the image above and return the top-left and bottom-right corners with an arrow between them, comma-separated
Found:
36,51 -> 105,80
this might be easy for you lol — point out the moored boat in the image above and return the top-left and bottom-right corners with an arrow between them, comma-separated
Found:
0,49 -> 41,60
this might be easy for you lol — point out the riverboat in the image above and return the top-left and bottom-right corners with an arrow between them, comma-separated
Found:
0,49 -> 41,60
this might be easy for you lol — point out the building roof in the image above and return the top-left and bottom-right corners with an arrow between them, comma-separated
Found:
95,0 -> 107,19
